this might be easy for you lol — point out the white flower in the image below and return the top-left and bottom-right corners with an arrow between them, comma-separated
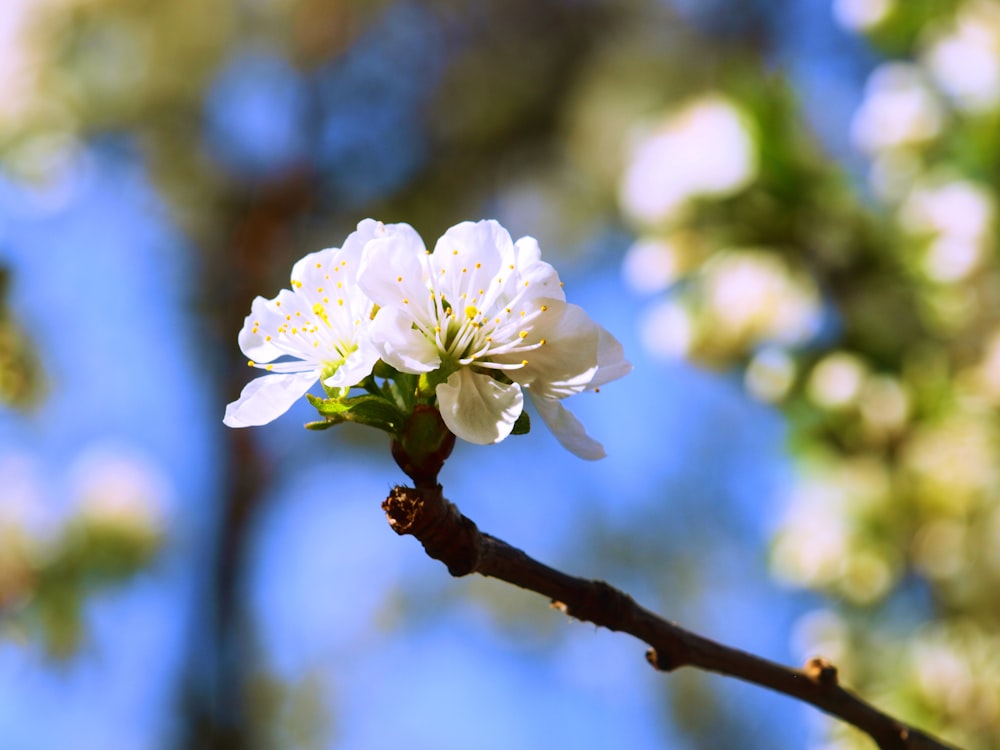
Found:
620,95 -> 757,226
223,219 -> 394,427
357,219 -> 630,459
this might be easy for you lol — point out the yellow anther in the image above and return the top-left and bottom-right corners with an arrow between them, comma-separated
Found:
453,249 -> 459,255
317,287 -> 324,293
403,298 -> 409,304
465,305 -> 478,319
338,298 -> 344,306
397,276 -> 403,282
519,331 -> 528,339
265,335 -> 272,341
539,338 -> 546,345
266,364 -> 274,371
316,262 -> 322,268
540,305 -> 548,312
312,303 -> 325,315
475,263 -> 481,269
247,360 -> 256,367
521,359 -> 528,366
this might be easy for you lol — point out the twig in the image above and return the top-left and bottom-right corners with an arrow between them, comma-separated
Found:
382,484 -> 962,750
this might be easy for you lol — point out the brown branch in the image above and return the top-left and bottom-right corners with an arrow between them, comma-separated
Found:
382,484 -> 962,750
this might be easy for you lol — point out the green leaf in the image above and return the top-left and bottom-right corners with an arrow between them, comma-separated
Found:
306,393 -> 407,434
511,408 -> 531,435
343,395 -> 407,432
305,419 -> 340,430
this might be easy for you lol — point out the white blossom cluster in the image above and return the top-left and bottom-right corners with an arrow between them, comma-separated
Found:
223,219 -> 630,459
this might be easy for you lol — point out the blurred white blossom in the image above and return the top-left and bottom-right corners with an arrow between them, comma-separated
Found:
745,347 -> 796,402
621,236 -> 684,295
69,443 -> 170,534
808,352 -> 868,410
832,0 -> 894,32
701,250 -> 820,349
924,0 -> 1000,114
620,95 -> 757,226
899,178 -> 994,283
851,63 -> 944,153
638,298 -> 694,359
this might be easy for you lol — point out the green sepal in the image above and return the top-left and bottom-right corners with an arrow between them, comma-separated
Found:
306,393 -> 407,434
304,419 -> 339,431
511,409 -> 531,435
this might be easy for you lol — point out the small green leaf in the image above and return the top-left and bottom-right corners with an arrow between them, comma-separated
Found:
307,393 -> 350,416
511,409 -> 531,435
343,395 -> 407,432
305,419 -> 340,431
306,393 -> 407,434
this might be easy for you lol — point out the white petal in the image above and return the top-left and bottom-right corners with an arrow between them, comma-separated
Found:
509,303 -> 600,398
510,236 -> 566,303
223,370 -> 319,428
436,369 -> 523,445
370,306 -> 440,373
323,336 -> 381,388
590,326 -> 632,388
291,246 -> 336,290
431,220 -> 508,301
341,218 -> 386,258
357,227 -> 429,310
530,394 -> 606,460
238,296 -> 287,362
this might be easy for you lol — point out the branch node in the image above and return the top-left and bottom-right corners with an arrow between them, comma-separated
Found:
646,648 -> 680,672
805,656 -> 839,689
382,485 -> 480,577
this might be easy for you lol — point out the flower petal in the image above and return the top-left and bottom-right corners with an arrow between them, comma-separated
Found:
237,295 -> 287,362
431,220 -> 508,302
510,236 -> 565,303
223,370 -> 319,427
323,335 -> 381,388
508,303 -> 600,398
590,326 -> 632,388
436,369 -> 523,445
290,246 -> 336,293
370,306 -> 440,373
529,393 -> 606,460
357,225 -> 429,311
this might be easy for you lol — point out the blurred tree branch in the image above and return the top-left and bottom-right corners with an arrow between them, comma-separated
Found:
383,484 -> 961,750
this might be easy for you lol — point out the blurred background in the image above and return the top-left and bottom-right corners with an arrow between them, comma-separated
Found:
0,0 -> 998,748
